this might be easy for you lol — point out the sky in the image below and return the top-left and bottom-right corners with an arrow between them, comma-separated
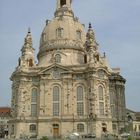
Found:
0,0 -> 140,111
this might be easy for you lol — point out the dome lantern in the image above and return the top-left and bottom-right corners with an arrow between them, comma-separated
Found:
55,0 -> 74,17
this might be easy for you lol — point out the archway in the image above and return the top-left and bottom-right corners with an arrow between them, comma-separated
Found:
53,124 -> 59,138
60,0 -> 66,7
102,123 -> 107,132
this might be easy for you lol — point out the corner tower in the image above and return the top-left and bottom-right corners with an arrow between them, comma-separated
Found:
18,29 -> 35,68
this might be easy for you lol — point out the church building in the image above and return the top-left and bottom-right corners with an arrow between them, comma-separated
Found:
9,0 -> 126,138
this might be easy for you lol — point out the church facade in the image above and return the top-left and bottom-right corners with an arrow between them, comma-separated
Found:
9,0 -> 126,138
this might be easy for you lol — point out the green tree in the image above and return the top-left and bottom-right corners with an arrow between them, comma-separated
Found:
40,136 -> 49,140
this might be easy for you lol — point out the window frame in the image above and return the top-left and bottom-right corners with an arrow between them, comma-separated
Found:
60,0 -> 66,7
31,88 -> 38,117
55,54 -> 61,63
99,102 -> 104,115
77,86 -> 84,116
76,30 -> 82,40
98,86 -> 103,100
53,86 -> 60,116
56,28 -> 64,38
77,123 -> 84,132
29,124 -> 37,133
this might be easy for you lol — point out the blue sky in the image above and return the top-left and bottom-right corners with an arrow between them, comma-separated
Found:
0,0 -> 140,111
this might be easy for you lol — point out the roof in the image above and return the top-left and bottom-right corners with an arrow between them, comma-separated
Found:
126,109 -> 140,121
0,107 -> 11,117
126,108 -> 136,114
135,112 -> 140,121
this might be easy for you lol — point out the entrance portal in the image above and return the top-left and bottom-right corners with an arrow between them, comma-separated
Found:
53,124 -> 59,138
102,123 -> 107,132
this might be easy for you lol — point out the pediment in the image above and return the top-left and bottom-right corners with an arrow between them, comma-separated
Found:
38,64 -> 73,75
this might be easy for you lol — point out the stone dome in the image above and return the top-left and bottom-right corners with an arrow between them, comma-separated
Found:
37,0 -> 86,66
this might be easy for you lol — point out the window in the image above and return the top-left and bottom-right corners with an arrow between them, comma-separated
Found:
18,58 -> 21,66
42,33 -> 46,42
29,59 -> 33,67
31,88 -> 38,117
53,124 -> 59,128
134,125 -> 137,131
76,30 -> 81,39
111,105 -> 115,117
53,103 -> 59,116
29,124 -> 36,133
110,90 -> 114,104
31,88 -> 37,102
77,86 -> 84,116
84,54 -> 87,63
55,54 -> 61,63
11,125 -> 14,135
99,102 -> 104,115
60,0 -> 66,7
77,102 -> 84,116
77,124 -> 84,132
98,70 -> 104,79
112,124 -> 117,130
31,104 -> 37,117
53,86 -> 59,101
56,28 -> 63,38
53,86 -> 60,116
98,86 -> 103,100
77,86 -> 83,101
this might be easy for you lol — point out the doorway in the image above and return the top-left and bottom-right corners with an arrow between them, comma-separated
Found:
102,123 -> 107,132
53,124 -> 59,138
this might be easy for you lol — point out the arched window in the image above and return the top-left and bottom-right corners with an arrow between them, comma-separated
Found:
99,102 -> 104,115
77,86 -> 83,101
98,70 -> 104,79
84,54 -> 87,63
77,124 -> 84,132
29,59 -> 33,67
53,86 -> 59,101
77,86 -> 84,116
56,28 -> 64,38
29,124 -> 36,133
11,125 -> 14,135
53,86 -> 60,116
18,58 -> 21,66
98,86 -> 104,115
110,90 -> 114,104
55,54 -> 61,63
31,88 -> 37,102
42,33 -> 46,42
98,86 -> 103,100
60,0 -> 66,7
111,105 -> 115,117
31,88 -> 38,117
